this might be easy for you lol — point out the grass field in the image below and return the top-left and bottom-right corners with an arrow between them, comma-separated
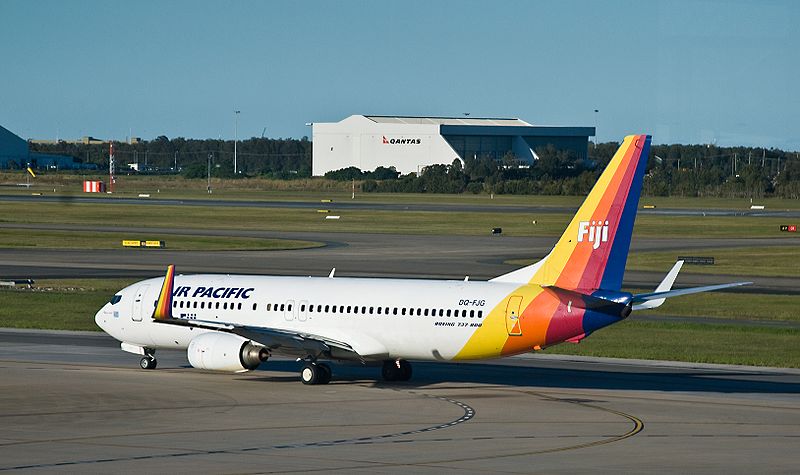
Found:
0,228 -> 321,251
2,200 -> 799,240
0,279 -> 133,331
545,320 -> 800,368
631,290 -> 800,322
507,243 -> 800,278
4,172 -> 800,209
626,246 -> 800,278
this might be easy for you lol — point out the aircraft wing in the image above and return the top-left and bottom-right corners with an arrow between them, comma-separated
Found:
154,317 -> 362,361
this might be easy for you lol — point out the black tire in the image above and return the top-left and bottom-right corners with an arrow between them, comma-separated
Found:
318,363 -> 332,385
301,363 -> 319,385
397,360 -> 412,381
140,356 -> 157,370
381,360 -> 401,381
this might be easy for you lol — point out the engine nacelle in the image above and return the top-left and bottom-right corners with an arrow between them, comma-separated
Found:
187,333 -> 269,372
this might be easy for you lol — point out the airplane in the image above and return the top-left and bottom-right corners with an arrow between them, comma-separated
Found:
95,135 -> 750,384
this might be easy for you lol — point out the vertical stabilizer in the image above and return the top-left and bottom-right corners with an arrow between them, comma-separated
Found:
530,135 -> 651,291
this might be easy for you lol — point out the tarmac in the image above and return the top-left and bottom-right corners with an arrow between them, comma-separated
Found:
1,329 -> 798,473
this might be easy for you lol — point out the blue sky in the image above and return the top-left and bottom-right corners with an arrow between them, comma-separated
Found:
1,0 -> 798,148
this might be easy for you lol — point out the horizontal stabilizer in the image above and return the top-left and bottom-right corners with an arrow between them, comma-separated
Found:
632,281 -> 751,310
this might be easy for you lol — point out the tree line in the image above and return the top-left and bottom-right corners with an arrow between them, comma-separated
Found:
30,137 -> 800,198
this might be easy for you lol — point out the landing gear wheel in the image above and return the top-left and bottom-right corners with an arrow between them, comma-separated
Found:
382,359 -> 412,382
397,359 -> 412,381
140,356 -> 157,370
301,363 -> 322,385
317,363 -> 332,385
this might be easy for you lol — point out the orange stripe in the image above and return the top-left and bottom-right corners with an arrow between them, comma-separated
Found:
555,138 -> 639,289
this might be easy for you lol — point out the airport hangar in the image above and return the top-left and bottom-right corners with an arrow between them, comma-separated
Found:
311,115 -> 595,176
0,125 -> 81,170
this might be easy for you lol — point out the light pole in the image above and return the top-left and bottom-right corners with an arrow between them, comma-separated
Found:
207,152 -> 213,194
234,110 -> 240,174
593,109 -> 599,145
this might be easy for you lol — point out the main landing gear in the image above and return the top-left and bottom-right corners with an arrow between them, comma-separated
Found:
382,359 -> 412,382
139,349 -> 157,370
300,362 -> 332,385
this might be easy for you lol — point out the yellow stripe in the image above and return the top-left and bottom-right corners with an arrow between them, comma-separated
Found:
530,135 -> 635,286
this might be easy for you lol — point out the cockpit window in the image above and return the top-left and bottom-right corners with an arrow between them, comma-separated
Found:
109,294 -> 123,305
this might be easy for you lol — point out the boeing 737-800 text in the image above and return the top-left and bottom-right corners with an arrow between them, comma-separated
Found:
95,135 -> 749,384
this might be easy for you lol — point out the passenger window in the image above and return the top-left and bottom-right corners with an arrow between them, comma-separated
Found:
462,310 -> 467,317
347,305 -> 352,314
216,302 -> 220,309
280,304 -> 285,311
332,305 -> 337,314
424,309 -> 429,316
470,310 -> 474,318
301,304 -> 306,312
361,306 -> 366,314
339,305 -> 344,313
266,303 -> 272,311
478,310 -> 483,318
401,308 -> 406,315
325,305 -> 330,312
172,301 -> 177,308
438,309 -> 444,317
252,303 -> 257,311
317,305 -> 322,312
288,304 -> 293,311
446,309 -> 451,317
193,301 -> 198,308
223,302 -> 228,310
200,302 -> 205,309
416,308 -> 421,316
238,303 -> 242,310
371,307 -> 375,315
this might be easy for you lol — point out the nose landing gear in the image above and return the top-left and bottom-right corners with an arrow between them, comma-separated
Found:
139,349 -> 157,370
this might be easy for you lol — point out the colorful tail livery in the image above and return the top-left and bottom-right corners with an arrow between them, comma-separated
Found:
535,134 -> 650,291
152,264 -> 175,320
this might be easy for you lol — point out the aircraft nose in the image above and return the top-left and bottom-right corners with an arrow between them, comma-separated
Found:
94,306 -> 108,331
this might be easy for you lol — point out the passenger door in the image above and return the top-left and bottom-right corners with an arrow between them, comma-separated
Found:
131,284 -> 150,322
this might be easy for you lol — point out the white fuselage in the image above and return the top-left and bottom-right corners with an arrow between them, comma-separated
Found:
95,274 -> 522,361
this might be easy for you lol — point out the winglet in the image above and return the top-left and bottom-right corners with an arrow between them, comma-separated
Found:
152,265 -> 175,320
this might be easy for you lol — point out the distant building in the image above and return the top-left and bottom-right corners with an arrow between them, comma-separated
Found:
0,125 -> 83,170
311,115 -> 595,176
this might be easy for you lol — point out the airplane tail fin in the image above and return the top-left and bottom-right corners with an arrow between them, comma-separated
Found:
152,265 -> 175,320
516,135 -> 651,291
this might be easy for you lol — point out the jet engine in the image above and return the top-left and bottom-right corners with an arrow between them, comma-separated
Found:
187,333 -> 269,372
